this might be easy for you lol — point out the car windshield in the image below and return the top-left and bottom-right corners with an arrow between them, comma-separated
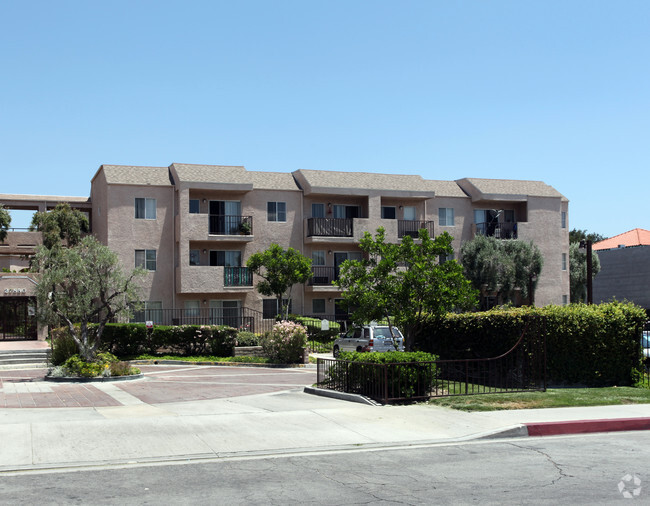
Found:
373,327 -> 402,338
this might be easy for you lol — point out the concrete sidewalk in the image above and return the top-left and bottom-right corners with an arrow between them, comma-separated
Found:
2,374 -> 650,473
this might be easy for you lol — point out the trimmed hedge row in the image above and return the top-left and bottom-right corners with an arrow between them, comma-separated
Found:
53,323 -> 240,359
415,302 -> 646,386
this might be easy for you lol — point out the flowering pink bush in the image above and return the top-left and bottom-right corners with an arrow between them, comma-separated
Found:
260,320 -> 308,363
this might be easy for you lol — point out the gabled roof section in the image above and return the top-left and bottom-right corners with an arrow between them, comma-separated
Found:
249,171 -> 300,191
456,178 -> 566,202
594,228 -> 650,251
293,169 -> 437,197
94,165 -> 172,186
423,180 -> 468,198
170,163 -> 254,191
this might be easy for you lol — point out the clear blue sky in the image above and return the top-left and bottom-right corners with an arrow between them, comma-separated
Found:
2,1 -> 648,238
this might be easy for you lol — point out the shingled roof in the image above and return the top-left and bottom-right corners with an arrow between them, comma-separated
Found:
96,165 -> 172,186
456,178 -> 566,202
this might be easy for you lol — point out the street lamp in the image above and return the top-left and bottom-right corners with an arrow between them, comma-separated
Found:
579,239 -> 593,304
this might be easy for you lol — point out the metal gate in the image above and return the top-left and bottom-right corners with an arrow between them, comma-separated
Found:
0,297 -> 37,340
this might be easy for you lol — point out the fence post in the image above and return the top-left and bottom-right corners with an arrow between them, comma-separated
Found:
384,364 -> 388,404
465,360 -> 469,395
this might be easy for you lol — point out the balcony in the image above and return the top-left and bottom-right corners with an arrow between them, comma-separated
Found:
309,266 -> 338,286
209,215 -> 253,236
475,222 -> 518,240
224,267 -> 253,287
398,220 -> 435,239
307,218 -> 353,238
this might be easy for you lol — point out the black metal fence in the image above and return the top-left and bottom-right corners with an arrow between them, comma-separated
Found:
398,220 -> 435,238
475,221 -> 518,239
209,215 -> 253,236
317,324 -> 546,403
307,218 -> 353,237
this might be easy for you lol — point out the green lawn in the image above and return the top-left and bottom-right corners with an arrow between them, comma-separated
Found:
427,386 -> 650,411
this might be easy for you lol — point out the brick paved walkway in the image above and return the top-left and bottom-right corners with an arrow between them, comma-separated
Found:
0,365 -> 317,409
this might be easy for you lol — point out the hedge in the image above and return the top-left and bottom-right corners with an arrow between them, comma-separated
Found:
414,302 -> 646,386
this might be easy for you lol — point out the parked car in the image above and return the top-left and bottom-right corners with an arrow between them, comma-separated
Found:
332,325 -> 404,357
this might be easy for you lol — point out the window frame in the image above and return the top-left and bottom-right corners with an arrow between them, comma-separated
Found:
135,198 -> 157,220
438,208 -> 455,227
267,201 -> 287,222
135,249 -> 157,271
381,206 -> 396,220
312,298 -> 326,314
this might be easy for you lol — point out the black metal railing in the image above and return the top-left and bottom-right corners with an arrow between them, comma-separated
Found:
209,215 -> 253,236
130,306 -> 275,334
224,267 -> 253,287
398,220 -> 435,238
475,222 -> 518,239
309,266 -> 337,285
317,324 -> 546,403
307,218 -> 353,237
0,297 -> 37,341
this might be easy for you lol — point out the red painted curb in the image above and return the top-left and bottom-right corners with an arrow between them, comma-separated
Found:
525,417 -> 650,437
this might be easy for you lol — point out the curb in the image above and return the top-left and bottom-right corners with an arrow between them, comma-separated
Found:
304,386 -> 381,406
44,373 -> 145,383
524,417 -> 650,437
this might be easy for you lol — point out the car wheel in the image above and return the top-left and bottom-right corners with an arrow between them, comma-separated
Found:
356,346 -> 363,353
333,346 -> 340,358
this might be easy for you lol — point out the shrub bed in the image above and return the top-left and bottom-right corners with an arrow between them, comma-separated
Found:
415,302 -> 646,386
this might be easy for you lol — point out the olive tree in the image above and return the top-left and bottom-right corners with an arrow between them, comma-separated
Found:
0,206 -> 10,243
34,236 -> 144,361
460,235 -> 543,307
337,228 -> 477,350
30,202 -> 89,249
246,244 -> 312,319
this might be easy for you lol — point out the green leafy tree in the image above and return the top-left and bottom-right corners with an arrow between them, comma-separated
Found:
0,206 -> 10,242
337,228 -> 477,350
246,244 -> 312,319
569,241 -> 601,303
569,228 -> 606,244
33,236 -> 144,361
30,202 -> 89,249
460,235 -> 543,307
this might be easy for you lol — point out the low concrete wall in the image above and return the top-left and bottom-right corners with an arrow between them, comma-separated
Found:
234,346 -> 266,358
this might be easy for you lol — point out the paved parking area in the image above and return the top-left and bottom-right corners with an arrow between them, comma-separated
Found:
0,365 -> 317,409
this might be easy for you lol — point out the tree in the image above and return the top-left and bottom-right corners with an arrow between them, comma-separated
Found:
0,206 -> 10,243
246,244 -> 312,319
34,236 -> 144,361
30,203 -> 89,249
336,228 -> 477,350
569,241 -> 601,303
569,228 -> 606,244
460,235 -> 543,307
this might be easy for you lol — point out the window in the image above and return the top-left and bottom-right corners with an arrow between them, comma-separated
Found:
562,295 -> 568,306
562,253 -> 567,271
135,198 -> 156,220
189,199 -> 200,214
267,202 -> 287,222
263,298 -> 292,319
184,300 -> 200,317
190,249 -> 200,266
333,205 -> 361,219
504,210 -> 515,223
439,251 -> 455,264
403,206 -> 416,221
439,208 -> 454,227
312,250 -> 326,266
210,250 -> 241,267
312,298 -> 326,314
561,211 -> 567,229
135,249 -> 157,271
381,206 -> 396,219
312,203 -> 325,218
132,301 -> 162,323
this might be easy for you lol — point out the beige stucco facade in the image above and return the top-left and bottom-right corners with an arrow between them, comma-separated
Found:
1,163 -> 570,332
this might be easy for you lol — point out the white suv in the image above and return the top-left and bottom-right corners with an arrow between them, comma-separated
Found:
333,325 -> 405,358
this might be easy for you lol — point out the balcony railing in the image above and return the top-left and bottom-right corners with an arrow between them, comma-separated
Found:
209,215 -> 253,236
307,218 -> 353,238
224,267 -> 253,287
309,266 -> 337,286
475,222 -> 518,239
398,220 -> 435,238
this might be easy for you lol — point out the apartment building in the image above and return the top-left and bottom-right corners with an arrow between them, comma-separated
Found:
1,163 -> 570,338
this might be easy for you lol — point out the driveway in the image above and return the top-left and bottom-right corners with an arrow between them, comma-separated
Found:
0,364 -> 317,408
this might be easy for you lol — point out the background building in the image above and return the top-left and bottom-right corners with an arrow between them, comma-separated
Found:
1,163 -> 570,338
